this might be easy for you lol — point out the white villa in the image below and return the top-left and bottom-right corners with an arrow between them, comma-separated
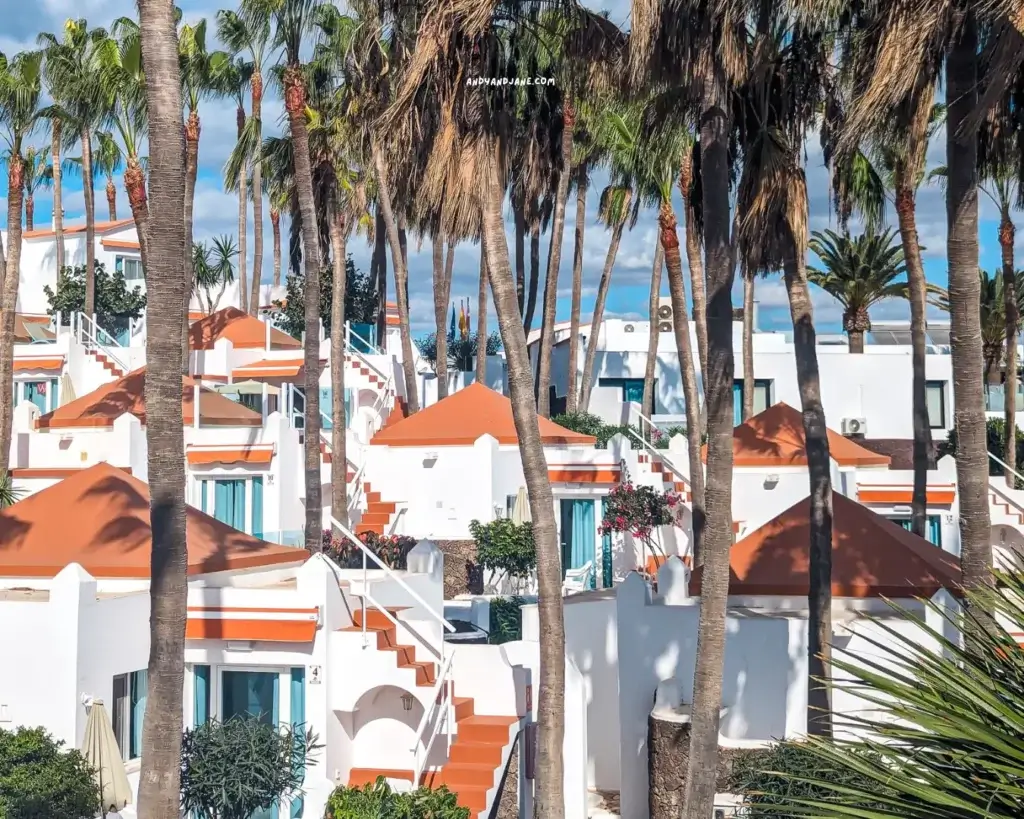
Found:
2,223 -> 1024,818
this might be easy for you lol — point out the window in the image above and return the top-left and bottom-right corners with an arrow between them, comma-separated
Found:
115,255 -> 144,281
926,381 -> 946,429
889,515 -> 942,547
732,379 -> 772,425
198,477 -> 263,536
597,377 -> 654,405
111,670 -> 148,761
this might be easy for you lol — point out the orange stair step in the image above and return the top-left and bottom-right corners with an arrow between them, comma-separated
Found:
355,524 -> 384,536
359,511 -> 394,526
352,607 -> 406,630
453,696 -> 474,721
448,740 -> 504,766
427,762 -> 496,789
456,715 -> 517,744
398,659 -> 436,686
348,768 -> 414,787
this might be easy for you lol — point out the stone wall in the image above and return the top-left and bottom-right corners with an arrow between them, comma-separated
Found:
435,539 -> 483,598
494,731 -> 521,819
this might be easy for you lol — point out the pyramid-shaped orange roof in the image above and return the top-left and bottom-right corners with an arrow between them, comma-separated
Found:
371,383 -> 597,447
189,306 -> 300,350
690,492 -> 961,598
0,463 -> 305,578
701,402 -> 890,468
36,368 -> 262,429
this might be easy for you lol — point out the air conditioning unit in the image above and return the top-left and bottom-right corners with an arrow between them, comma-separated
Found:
658,321 -> 673,332
713,793 -> 744,818
842,417 -> 867,435
624,323 -> 636,333
657,297 -> 674,332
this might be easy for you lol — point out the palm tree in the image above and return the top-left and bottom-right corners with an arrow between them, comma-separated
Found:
0,50 -> 42,468
21,147 -> 51,232
807,228 -> 911,352
39,20 -> 107,318
642,238 -> 665,419
95,131 -> 124,220
218,8 -> 272,317
134,0 -> 188,816
193,235 -> 238,314
477,238 -> 489,384
679,139 -> 709,392
219,57 -> 253,313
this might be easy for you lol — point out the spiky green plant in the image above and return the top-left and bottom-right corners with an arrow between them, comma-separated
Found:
0,472 -> 22,509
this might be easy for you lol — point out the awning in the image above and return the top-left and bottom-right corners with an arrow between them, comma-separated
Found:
232,358 -> 303,379
857,484 -> 956,505
14,356 -> 64,372
548,467 -> 622,484
81,699 -> 132,812
185,606 -> 320,642
216,380 -> 281,396
186,444 -> 275,466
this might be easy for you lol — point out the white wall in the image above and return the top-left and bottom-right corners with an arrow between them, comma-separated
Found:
419,358 -> 507,408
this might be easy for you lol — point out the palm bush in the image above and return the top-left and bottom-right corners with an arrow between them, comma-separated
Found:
0,472 -> 23,509
751,573 -> 1024,817
325,777 -> 469,818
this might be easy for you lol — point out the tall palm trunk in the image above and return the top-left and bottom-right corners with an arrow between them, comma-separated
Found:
1001,214 -> 1017,487
514,193 -> 526,315
579,220 -> 624,411
641,238 -> 665,419
271,208 -> 281,287
566,166 -> 587,414
374,209 -> 387,345
896,185 -> 933,533
433,235 -> 451,399
680,149 -> 709,386
536,99 -> 575,417
659,202 -> 705,555
373,145 -> 419,414
481,138 -> 564,818
25,194 -> 34,232
183,111 -> 200,374
80,126 -> 97,318
124,157 -> 152,264
742,272 -> 756,420
106,178 -> 117,221
0,153 -> 25,467
524,214 -> 541,335
947,14 -> 991,597
329,202 -> 349,528
134,2 -> 187,815
682,70 -> 735,819
236,105 -> 248,314
51,120 -> 64,275
477,236 -> 489,384
783,248 -> 833,737
283,65 -> 323,554
249,70 -> 265,317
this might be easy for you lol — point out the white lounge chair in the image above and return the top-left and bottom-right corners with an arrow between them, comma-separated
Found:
562,561 -> 594,596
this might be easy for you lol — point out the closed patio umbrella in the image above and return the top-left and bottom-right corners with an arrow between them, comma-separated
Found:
215,380 -> 280,396
81,699 -> 132,812
59,372 -> 76,406
511,486 -> 531,524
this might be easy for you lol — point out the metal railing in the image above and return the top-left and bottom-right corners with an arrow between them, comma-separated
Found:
411,650 -> 455,786
627,406 -> 692,491
387,503 -> 409,536
74,312 -> 130,376
988,452 -> 1024,518
370,374 -> 395,432
346,323 -> 384,358
345,325 -> 389,382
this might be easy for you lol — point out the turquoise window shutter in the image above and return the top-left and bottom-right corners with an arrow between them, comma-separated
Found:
252,477 -> 264,539
290,668 -> 306,818
193,665 -> 210,727
129,670 -> 148,759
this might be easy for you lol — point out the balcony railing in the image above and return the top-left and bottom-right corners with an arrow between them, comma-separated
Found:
984,384 -> 1024,413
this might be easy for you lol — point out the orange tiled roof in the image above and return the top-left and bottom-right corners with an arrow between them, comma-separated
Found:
13,314 -> 55,343
189,307 -> 301,350
0,463 -> 305,578
102,238 -> 141,251
371,382 -> 597,446
690,492 -> 962,598
23,219 -> 135,240
702,402 -> 891,468
36,368 -> 262,429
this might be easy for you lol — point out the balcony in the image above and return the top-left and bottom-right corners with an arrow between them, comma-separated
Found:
984,384 -> 1024,413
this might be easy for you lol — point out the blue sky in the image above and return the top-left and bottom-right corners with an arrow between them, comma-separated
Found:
2,0 -> 1016,336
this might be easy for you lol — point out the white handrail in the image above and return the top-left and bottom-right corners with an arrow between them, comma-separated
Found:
989,451 -> 1024,487
411,650 -> 455,785
625,421 -> 691,491
345,324 -> 389,382
370,374 -> 395,431
387,504 -> 408,536
75,312 -> 130,375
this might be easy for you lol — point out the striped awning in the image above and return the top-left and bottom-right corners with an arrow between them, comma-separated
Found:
185,606 -> 320,642
186,444 -> 275,466
14,356 -> 64,372
857,484 -> 956,505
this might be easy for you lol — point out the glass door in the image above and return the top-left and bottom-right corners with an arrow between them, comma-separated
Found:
221,669 -> 280,819
559,499 -> 596,587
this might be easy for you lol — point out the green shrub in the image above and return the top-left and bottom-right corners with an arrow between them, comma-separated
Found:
180,715 -> 320,819
489,596 -> 526,644
326,777 -> 470,818
0,727 -> 100,819
552,412 -> 634,448
946,418 -> 1024,484
470,519 -> 536,582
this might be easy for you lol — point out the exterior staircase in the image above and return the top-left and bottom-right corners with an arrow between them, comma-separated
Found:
344,609 -> 519,817
354,482 -> 399,536
348,355 -> 387,390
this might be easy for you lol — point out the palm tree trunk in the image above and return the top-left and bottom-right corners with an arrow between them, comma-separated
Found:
374,209 -> 387,345
329,203 -> 349,528
579,223 -> 624,412
1001,215 -> 1017,487
895,186 -> 934,533
476,236 -> 489,384
134,2 -> 188,815
783,249 -> 834,738
514,193 -> 526,316
681,150 -> 709,386
80,126 -> 96,319
524,214 -> 541,335
947,14 -> 992,597
236,105 -> 248,315
742,272 -> 755,420
481,137 -> 564,819
25,194 -> 34,233
271,208 -> 282,288
283,65 -> 323,554
682,69 -> 735,819
373,144 -> 419,414
659,202 -> 705,556
250,72 -> 264,318
847,330 -> 865,353
537,99 -> 575,418
183,112 -> 200,374
51,120 -> 64,275
106,178 -> 117,221
124,158 -> 152,267
566,166 -> 587,414
433,235 -> 451,399
0,154 -> 25,467
641,237 -> 665,418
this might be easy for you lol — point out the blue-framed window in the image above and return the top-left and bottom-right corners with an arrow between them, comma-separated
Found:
198,477 -> 264,536
111,669 -> 148,761
598,377 -> 653,405
732,379 -> 772,425
890,515 -> 942,547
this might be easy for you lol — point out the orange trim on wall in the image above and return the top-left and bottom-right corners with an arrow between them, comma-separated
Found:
185,617 -> 317,642
187,606 -> 318,615
102,239 -> 141,250
186,446 -> 274,466
14,357 -> 64,372
10,466 -> 132,479
857,486 -> 956,505
548,468 -> 621,484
